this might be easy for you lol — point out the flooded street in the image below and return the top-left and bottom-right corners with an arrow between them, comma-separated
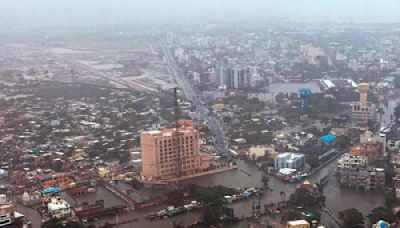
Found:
189,159 -> 384,227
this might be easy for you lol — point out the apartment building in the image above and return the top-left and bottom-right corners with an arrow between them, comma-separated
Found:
337,153 -> 368,170
0,195 -> 14,227
47,196 -> 72,219
338,168 -> 385,191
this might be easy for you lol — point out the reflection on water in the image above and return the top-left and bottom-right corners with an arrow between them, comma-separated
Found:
188,159 -> 384,226
267,82 -> 322,94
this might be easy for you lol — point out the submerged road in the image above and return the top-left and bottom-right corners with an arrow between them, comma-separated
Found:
161,45 -> 228,154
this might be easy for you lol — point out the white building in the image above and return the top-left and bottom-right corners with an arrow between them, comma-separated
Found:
47,197 -> 71,219
193,72 -> 201,84
337,153 -> 368,170
0,195 -> 14,227
287,220 -> 310,228
248,92 -> 275,104
274,153 -> 305,170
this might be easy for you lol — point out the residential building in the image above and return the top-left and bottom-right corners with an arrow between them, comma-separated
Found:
385,125 -> 400,151
248,92 -> 275,104
349,131 -> 383,164
287,220 -> 310,228
193,72 -> 201,84
46,196 -> 72,219
337,153 -> 368,170
0,195 -> 14,227
391,152 -> 400,198
248,146 -> 268,160
217,65 -> 249,89
274,153 -> 305,170
338,168 -> 385,191
140,121 -> 212,181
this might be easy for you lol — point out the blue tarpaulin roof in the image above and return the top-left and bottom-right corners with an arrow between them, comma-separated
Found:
320,134 -> 336,142
42,187 -> 60,194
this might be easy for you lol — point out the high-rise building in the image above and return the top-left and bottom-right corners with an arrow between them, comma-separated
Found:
217,65 -> 228,87
140,121 -> 212,181
217,65 -> 248,89
193,72 -> 201,84
166,32 -> 177,45
232,67 -> 247,89
358,83 -> 369,107
351,83 -> 376,125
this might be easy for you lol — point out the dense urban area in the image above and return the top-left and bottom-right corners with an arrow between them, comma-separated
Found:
1,22 -> 400,228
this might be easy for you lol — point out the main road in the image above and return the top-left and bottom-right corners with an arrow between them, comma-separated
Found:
161,45 -> 228,154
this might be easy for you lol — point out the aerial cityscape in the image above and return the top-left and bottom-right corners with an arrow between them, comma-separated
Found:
1,1 -> 400,228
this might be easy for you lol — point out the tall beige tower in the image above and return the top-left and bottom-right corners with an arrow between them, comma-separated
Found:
140,123 -> 211,181
358,83 -> 369,107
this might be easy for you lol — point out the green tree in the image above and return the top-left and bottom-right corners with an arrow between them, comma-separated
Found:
222,116 -> 232,123
42,218 -> 63,228
64,221 -> 85,228
261,175 -> 270,188
338,208 -> 364,228
367,207 -> 396,225
202,205 -> 223,225
335,135 -> 351,150
289,185 -> 325,208
385,190 -> 397,207
100,223 -> 113,228
305,154 -> 320,169
42,219 -> 85,228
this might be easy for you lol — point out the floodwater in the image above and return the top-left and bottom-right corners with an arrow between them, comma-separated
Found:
267,82 -> 322,94
188,159 -> 384,227
18,159 -> 384,228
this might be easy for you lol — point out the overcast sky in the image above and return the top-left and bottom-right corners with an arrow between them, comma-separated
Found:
0,0 -> 399,28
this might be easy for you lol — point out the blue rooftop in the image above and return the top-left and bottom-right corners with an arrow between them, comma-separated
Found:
42,187 -> 60,194
320,134 -> 336,142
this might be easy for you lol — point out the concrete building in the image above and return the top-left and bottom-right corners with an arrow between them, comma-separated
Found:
248,146 -> 268,160
391,152 -> 400,199
217,65 -> 249,89
338,168 -> 385,191
140,121 -> 212,181
349,131 -> 383,164
301,44 -> 322,64
248,92 -> 275,104
274,153 -> 305,170
337,153 -> 368,170
351,83 -> 376,125
386,126 -> 400,151
193,72 -> 201,85
0,195 -> 14,227
287,220 -> 310,228
47,196 -> 72,219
